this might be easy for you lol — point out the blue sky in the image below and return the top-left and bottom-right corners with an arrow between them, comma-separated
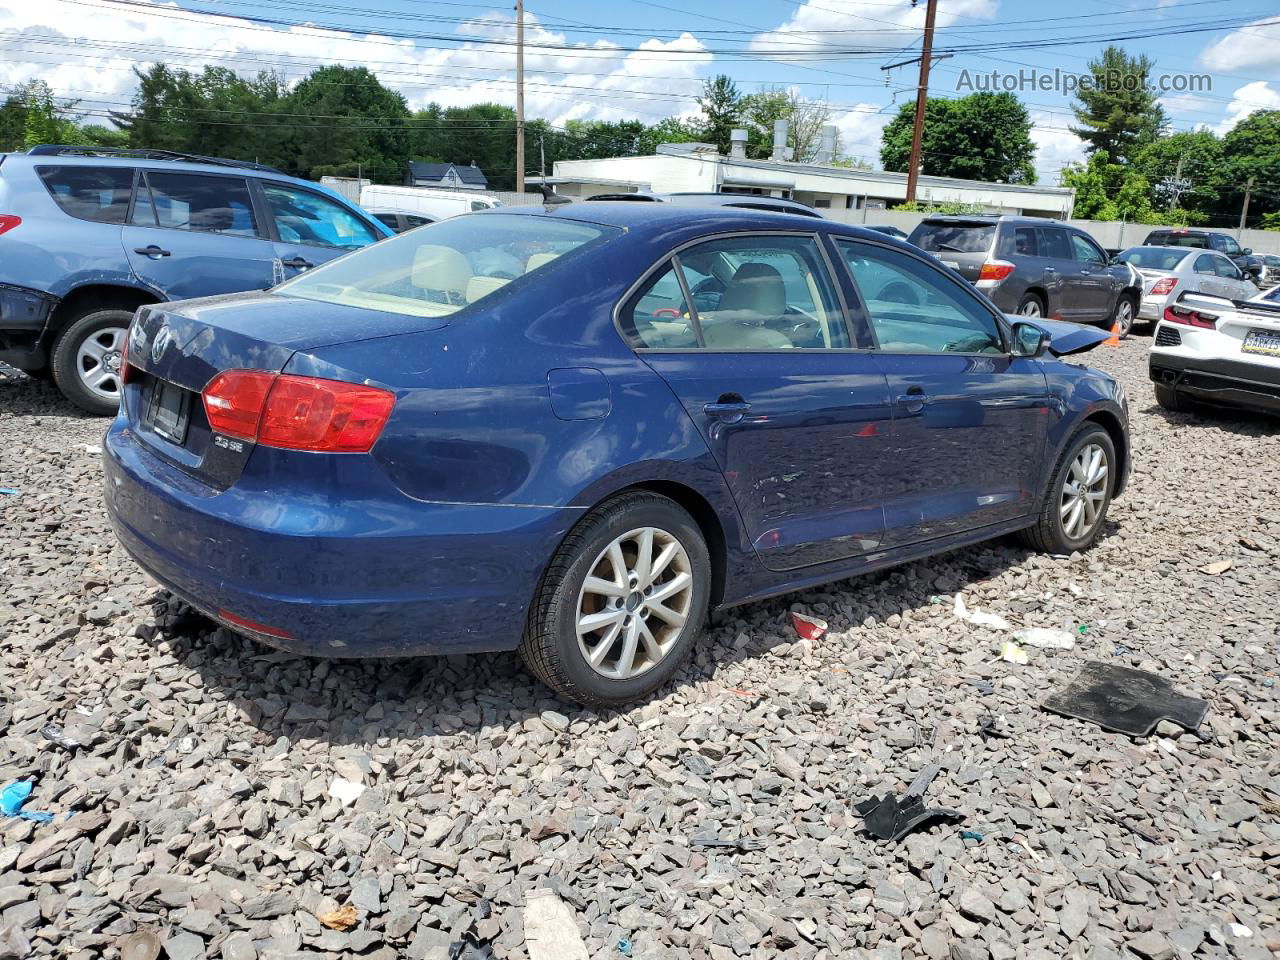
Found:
1,0 -> 1277,181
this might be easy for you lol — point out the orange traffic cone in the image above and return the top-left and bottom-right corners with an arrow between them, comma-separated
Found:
1103,316 -> 1121,348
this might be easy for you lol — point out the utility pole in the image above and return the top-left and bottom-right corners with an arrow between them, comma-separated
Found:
515,0 -> 525,195
905,0 -> 938,205
1239,176 -> 1255,232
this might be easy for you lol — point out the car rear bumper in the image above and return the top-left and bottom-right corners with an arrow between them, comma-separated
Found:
103,418 -> 581,656
1150,351 -> 1280,415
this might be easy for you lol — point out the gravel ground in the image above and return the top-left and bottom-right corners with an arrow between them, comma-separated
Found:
0,337 -> 1277,960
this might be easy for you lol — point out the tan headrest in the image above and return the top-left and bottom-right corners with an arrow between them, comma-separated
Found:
412,244 -> 472,294
525,252 -> 560,273
466,275 -> 509,303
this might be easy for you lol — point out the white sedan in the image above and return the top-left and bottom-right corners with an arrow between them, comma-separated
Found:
1117,246 -> 1259,326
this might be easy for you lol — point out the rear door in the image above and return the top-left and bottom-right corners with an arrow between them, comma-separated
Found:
1213,253 -> 1255,300
124,170 -> 277,299
834,237 -> 1049,546
626,232 -> 894,571
256,180 -> 383,279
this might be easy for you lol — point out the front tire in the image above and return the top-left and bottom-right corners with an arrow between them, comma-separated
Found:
1019,424 -> 1115,555
50,308 -> 134,415
520,491 -> 710,707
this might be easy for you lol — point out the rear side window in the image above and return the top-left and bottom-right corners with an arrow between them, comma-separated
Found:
619,261 -> 698,349
1037,228 -> 1071,260
37,166 -> 134,224
909,222 -> 995,254
135,172 -> 259,237
1193,254 -> 1217,275
1010,227 -> 1039,257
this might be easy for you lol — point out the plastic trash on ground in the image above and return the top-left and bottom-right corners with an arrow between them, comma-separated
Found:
855,763 -> 963,843
1014,627 -> 1076,650
327,777 -> 366,807
790,612 -> 828,642
954,595 -> 1012,631
998,641 -> 1029,664
0,780 -> 55,823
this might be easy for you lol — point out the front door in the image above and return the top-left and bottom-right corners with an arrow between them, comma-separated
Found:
124,170 -> 276,299
621,233 -> 893,571
255,181 -> 383,279
1068,231 -> 1116,323
834,238 -> 1049,547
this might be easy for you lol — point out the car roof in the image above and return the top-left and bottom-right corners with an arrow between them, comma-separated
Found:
582,191 -> 820,217
13,146 -> 292,182
917,214 -> 1064,225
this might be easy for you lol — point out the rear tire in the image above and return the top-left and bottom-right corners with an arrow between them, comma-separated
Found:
1016,293 -> 1045,318
1154,383 -> 1190,412
519,491 -> 710,707
1109,294 -> 1137,339
1019,423 -> 1115,555
50,308 -> 134,416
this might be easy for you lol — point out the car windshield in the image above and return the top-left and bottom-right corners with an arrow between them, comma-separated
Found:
909,223 -> 996,254
276,214 -> 618,318
1157,234 -> 1209,248
1118,247 -> 1191,271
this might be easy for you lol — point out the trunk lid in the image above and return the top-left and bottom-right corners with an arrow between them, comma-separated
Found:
124,292 -> 448,489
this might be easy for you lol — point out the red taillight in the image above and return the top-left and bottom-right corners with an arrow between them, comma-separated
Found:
258,376 -> 396,452
1163,304 -> 1217,329
218,608 -> 295,640
0,215 -> 20,236
120,336 -> 133,386
978,260 -> 1015,282
1150,277 -> 1176,296
203,370 -> 275,440
201,370 -> 394,452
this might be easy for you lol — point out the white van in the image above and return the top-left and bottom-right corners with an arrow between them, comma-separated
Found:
359,185 -> 501,233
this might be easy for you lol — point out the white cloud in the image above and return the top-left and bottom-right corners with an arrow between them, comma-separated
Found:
1212,80 -> 1280,135
0,0 -> 711,127
829,105 -> 892,168
1198,17 -> 1280,72
750,0 -> 998,57
1028,110 -> 1086,185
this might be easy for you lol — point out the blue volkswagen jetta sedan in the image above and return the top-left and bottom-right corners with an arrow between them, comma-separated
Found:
104,203 -> 1129,706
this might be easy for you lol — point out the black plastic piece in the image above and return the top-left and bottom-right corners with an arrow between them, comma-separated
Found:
855,763 -> 963,843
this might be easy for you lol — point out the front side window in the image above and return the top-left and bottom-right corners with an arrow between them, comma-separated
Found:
37,166 -> 134,224
277,213 -> 616,318
1213,255 -> 1242,279
1219,236 -> 1242,257
262,183 -> 379,249
837,239 -> 1003,354
135,172 -> 259,237
1070,233 -> 1106,266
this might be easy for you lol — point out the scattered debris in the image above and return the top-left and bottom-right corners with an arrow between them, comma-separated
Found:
790,611 -> 828,642
977,713 -> 1011,741
0,488 -> 18,496
690,833 -> 769,852
327,777 -> 366,807
0,780 -> 54,823
960,829 -> 984,842
524,888 -> 589,960
1014,627 -> 1076,650
954,594 -> 1012,630
1042,661 -> 1209,737
998,641 -> 1029,664
855,763 -> 963,842
117,929 -> 161,960
448,934 -> 497,960
1085,799 -> 1162,844
1199,559 -> 1233,575
317,904 -> 359,931
616,937 -> 633,957
38,723 -> 82,752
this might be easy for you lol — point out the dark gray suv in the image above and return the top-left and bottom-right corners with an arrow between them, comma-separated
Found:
908,216 -> 1142,336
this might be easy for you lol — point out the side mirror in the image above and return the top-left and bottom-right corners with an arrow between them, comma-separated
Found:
1011,321 -> 1050,358
1242,247 -> 1252,255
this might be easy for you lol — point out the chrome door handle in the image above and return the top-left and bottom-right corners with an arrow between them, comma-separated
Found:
704,401 -> 751,421
134,245 -> 170,258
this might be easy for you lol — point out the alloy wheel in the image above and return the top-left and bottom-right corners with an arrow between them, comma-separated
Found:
76,325 -> 128,402
575,526 -> 693,680
1060,442 -> 1108,540
1019,300 -> 1042,317
1115,299 -> 1134,336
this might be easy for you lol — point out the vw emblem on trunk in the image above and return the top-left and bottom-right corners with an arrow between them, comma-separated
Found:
151,326 -> 174,364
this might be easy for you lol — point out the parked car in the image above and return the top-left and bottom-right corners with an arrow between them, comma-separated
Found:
0,146 -> 391,414
583,191 -> 821,218
907,215 -> 1142,336
1141,227 -> 1264,282
1150,288 -> 1280,416
864,225 -> 910,241
1116,245 -> 1259,327
359,184 -> 500,232
1259,254 -> 1280,290
104,205 -> 1129,705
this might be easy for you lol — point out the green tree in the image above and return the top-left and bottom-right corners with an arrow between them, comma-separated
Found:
1219,110 -> 1280,228
1132,129 -> 1223,217
1070,45 -> 1166,164
696,74 -> 741,154
741,88 -> 791,158
0,92 -> 27,152
15,80 -> 85,147
881,92 -> 1036,183
1061,150 -> 1156,221
635,116 -> 705,155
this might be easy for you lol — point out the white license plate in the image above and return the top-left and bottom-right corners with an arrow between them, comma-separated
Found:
1242,329 -> 1280,357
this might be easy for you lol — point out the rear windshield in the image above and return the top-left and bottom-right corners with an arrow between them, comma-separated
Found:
37,165 -> 134,224
1117,247 -> 1192,271
276,214 -> 618,318
908,222 -> 995,254
1149,233 -> 1208,248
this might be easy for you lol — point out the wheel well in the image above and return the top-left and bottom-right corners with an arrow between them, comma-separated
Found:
47,285 -> 160,338
1021,287 -> 1047,308
1084,410 -> 1128,495
626,480 -> 728,608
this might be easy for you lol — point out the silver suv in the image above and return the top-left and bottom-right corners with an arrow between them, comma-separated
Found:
908,215 -> 1143,336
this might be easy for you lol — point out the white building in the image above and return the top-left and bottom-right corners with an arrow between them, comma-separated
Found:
530,142 -> 1075,222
